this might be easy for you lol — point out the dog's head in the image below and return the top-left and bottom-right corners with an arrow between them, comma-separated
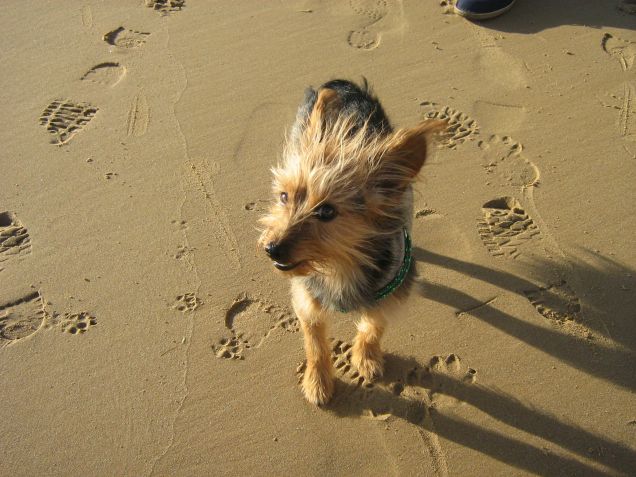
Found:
258,88 -> 445,277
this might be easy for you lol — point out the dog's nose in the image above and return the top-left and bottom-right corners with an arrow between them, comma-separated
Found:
265,241 -> 283,261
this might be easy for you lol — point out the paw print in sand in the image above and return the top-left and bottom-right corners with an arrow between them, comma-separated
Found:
213,336 -> 244,360
173,293 -> 201,313
406,354 -> 476,409
61,312 -> 97,335
295,339 -> 377,408
213,294 -> 298,361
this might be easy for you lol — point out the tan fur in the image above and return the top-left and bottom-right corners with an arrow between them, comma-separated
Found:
292,281 -> 334,404
352,307 -> 387,380
259,86 -> 446,405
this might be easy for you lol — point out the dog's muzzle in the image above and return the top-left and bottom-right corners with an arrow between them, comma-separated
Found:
265,241 -> 300,271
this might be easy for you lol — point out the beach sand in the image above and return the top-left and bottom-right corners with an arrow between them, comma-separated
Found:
0,1 -> 635,475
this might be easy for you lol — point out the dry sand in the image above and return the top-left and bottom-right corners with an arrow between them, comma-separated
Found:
1,1 -> 635,475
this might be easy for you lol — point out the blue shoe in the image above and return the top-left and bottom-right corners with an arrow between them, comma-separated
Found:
455,0 -> 516,20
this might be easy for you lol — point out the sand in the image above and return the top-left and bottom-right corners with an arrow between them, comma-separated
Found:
1,1 -> 635,475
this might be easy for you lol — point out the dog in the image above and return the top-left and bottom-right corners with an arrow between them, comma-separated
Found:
258,79 -> 445,405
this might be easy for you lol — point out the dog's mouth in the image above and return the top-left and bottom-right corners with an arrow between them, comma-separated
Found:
273,261 -> 302,271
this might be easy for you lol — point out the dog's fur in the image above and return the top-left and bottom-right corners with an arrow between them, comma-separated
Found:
259,79 -> 445,405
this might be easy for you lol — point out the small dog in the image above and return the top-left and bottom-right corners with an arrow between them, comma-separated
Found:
259,79 -> 445,405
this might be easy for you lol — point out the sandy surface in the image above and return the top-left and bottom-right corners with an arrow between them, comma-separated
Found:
1,1 -> 635,475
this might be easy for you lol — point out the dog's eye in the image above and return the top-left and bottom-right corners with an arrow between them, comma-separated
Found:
314,204 -> 337,222
280,192 -> 288,204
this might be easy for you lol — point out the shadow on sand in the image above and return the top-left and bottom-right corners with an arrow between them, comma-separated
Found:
455,0 -> 636,34
414,247 -> 635,390
321,248 -> 635,475
326,353 -> 635,476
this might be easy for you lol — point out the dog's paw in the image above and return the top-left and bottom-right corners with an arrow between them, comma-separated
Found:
351,341 -> 384,381
302,363 -> 335,405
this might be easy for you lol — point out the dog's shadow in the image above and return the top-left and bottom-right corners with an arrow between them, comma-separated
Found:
322,353 -> 635,477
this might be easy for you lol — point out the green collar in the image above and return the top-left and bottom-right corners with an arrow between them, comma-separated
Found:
335,228 -> 412,313
373,228 -> 412,302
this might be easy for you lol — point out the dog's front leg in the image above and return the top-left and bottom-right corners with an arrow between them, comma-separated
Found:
291,281 -> 334,405
352,307 -> 386,381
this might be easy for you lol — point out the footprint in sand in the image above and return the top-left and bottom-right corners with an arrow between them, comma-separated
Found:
602,33 -> 636,72
80,62 -> 126,87
439,3 -> 527,88
524,280 -> 581,323
473,100 -> 527,135
346,0 -> 390,50
600,34 -> 636,141
145,0 -> 185,15
601,83 -> 636,141
213,294 -> 298,360
420,101 -> 479,149
406,354 -> 477,409
81,5 -> 93,28
477,196 -> 541,260
126,91 -> 150,138
471,28 -> 528,90
103,27 -> 151,49
0,291 -> 48,343
523,280 -> 595,340
0,212 -> 31,269
39,100 -> 98,146
475,146 -> 594,340
172,293 -> 201,313
347,29 -> 380,50
524,279 -> 602,341
478,135 -> 540,188
60,312 -> 97,335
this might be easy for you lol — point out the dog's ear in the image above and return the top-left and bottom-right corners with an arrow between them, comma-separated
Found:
305,88 -> 340,140
381,119 -> 447,181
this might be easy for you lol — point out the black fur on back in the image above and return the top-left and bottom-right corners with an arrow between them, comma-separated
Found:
292,78 -> 393,140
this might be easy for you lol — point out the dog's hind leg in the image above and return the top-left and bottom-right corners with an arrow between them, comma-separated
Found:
352,308 -> 386,381
291,281 -> 334,405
